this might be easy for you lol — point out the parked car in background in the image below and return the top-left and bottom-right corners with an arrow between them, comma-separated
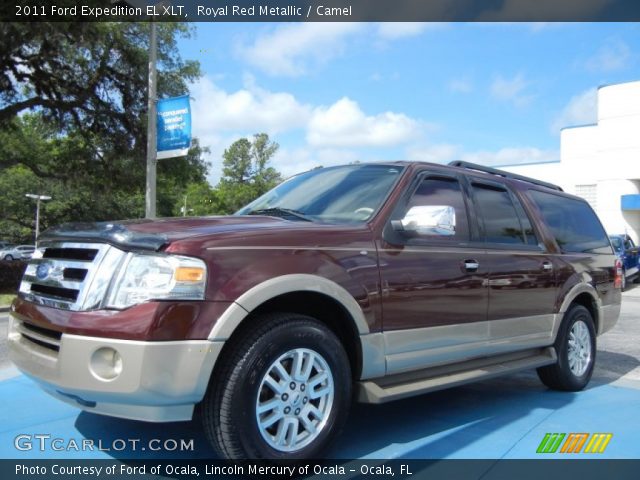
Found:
15,245 -> 35,260
0,241 -> 14,249
0,245 -> 20,261
609,234 -> 639,290
0,245 -> 34,261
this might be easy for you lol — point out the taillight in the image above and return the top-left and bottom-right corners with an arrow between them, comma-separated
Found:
614,259 -> 623,288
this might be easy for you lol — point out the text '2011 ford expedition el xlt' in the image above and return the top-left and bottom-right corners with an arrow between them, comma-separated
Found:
8,161 -> 621,460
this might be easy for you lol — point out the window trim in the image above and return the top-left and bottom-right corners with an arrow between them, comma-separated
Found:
468,180 -> 543,251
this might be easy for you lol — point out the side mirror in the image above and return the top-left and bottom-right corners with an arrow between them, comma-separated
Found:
392,205 -> 456,236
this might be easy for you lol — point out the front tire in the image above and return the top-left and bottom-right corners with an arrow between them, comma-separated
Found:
202,313 -> 352,460
537,305 -> 596,391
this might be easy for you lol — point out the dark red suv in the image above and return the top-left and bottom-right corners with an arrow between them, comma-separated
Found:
8,161 -> 621,460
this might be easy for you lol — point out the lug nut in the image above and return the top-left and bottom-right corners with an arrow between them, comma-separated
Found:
303,397 -> 308,404
290,382 -> 296,389
300,384 -> 305,392
295,408 -> 301,415
281,393 -> 288,401
284,407 -> 291,414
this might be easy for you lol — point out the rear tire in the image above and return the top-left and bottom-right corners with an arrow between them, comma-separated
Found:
201,313 -> 352,460
537,305 -> 596,391
4,255 -> 13,261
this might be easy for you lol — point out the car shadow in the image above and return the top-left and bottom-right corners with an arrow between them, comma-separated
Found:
75,371 -> 577,460
328,375 -> 576,459
592,350 -> 640,385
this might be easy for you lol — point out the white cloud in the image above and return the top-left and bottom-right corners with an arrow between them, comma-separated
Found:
461,147 -> 558,166
237,23 -> 364,76
190,76 -> 311,135
307,97 -> 425,148
405,144 -> 558,167
190,77 -> 434,183
551,88 -> 597,133
406,144 -> 460,164
273,147 -> 361,178
376,22 -> 442,40
490,73 -> 533,107
448,78 -> 473,94
584,39 -> 632,72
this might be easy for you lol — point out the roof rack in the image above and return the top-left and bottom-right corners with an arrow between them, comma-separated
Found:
448,160 -> 563,192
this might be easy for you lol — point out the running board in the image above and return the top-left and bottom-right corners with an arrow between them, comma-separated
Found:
357,347 -> 557,404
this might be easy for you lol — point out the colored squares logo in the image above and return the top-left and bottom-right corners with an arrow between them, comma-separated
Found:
537,433 -> 613,454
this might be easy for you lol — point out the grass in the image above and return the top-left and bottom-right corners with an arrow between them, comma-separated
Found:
0,293 -> 16,306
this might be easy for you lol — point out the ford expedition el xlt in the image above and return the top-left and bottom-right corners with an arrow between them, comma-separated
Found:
8,161 -> 621,460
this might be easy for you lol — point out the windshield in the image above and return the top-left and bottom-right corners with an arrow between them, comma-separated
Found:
609,237 -> 622,250
236,164 -> 404,223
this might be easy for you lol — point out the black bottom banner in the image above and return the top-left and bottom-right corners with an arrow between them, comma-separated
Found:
4,459 -> 640,480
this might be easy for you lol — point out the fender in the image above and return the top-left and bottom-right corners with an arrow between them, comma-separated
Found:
207,274 -> 386,380
554,282 -> 602,338
207,273 -> 370,340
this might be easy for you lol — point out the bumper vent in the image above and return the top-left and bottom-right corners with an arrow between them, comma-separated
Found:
15,320 -> 62,353
19,242 -> 126,311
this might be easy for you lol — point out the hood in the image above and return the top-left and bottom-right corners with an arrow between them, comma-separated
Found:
39,216 -> 293,251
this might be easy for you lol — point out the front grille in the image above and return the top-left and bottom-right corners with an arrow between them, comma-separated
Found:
43,248 -> 98,261
15,320 -> 62,353
19,242 -> 126,311
30,284 -> 79,302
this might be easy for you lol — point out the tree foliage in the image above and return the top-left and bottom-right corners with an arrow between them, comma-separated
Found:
218,133 -> 283,212
0,22 -> 208,243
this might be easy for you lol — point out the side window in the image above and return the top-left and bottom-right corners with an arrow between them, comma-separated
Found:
404,176 -> 470,242
624,237 -> 634,251
472,183 -> 534,245
529,190 -> 611,254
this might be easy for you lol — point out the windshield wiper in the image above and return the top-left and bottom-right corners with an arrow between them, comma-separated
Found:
248,207 -> 313,222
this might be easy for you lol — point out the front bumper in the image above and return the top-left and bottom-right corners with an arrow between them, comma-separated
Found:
8,312 -> 223,422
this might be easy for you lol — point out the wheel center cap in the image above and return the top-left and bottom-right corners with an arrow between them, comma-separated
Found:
291,392 -> 302,407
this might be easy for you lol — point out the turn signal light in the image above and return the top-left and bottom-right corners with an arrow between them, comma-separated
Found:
175,267 -> 205,282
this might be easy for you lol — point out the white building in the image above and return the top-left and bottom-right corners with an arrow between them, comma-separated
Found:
501,80 -> 640,244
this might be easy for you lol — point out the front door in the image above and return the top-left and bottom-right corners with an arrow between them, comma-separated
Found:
377,172 -> 489,375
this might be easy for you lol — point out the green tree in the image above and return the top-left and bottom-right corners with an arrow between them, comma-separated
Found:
217,134 -> 283,212
0,22 -> 208,240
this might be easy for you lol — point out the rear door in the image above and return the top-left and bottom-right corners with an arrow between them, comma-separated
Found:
468,180 -> 558,349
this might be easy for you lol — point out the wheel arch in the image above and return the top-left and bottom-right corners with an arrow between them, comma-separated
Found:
557,283 -> 601,336
207,274 -> 375,381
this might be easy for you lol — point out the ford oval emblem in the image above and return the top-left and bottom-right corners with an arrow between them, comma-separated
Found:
36,263 -> 51,280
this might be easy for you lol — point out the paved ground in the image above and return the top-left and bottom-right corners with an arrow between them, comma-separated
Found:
0,286 -> 639,460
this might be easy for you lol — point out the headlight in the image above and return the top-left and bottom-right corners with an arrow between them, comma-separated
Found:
106,253 -> 206,309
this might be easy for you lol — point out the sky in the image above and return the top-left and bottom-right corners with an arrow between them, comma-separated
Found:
176,22 -> 640,185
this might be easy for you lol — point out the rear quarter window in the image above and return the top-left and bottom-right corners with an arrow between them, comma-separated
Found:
528,190 -> 612,254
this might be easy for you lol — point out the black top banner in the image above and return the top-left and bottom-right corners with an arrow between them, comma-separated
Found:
3,0 -> 640,22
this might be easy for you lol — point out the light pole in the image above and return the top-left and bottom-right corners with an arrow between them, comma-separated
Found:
25,193 -> 51,246
119,0 -> 170,219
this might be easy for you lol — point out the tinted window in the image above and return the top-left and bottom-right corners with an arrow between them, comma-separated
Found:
473,184 -> 533,245
407,177 -> 469,241
529,190 -> 611,254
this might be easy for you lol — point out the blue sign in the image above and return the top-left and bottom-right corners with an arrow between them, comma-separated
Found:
156,95 -> 191,159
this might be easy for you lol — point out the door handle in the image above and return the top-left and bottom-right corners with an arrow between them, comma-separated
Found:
463,259 -> 479,272
542,261 -> 553,271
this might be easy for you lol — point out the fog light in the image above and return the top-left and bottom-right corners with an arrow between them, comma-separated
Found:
89,347 -> 123,381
